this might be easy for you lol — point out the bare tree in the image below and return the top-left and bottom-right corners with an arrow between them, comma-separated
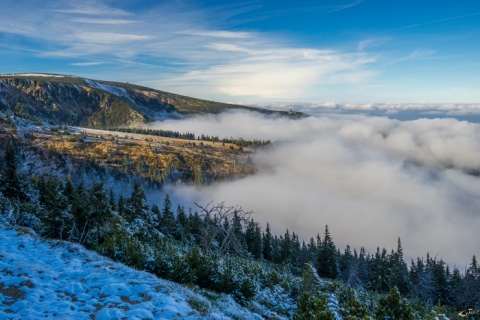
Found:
194,201 -> 251,257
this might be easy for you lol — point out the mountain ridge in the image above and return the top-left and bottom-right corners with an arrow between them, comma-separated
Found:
0,73 -> 302,129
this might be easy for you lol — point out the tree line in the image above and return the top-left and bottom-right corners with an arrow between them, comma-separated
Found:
109,127 -> 271,148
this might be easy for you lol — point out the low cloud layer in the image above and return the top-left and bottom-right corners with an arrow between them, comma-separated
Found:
150,111 -> 480,267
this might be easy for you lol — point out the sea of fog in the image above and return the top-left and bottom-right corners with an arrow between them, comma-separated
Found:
147,106 -> 480,268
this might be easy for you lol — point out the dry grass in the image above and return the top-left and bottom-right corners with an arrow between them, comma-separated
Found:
6,123 -> 256,184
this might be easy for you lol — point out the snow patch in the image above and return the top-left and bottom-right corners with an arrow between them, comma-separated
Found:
0,223 -> 260,319
85,80 -> 131,101
1,73 -> 74,78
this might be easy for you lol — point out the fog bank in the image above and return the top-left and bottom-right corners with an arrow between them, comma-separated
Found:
149,110 -> 480,267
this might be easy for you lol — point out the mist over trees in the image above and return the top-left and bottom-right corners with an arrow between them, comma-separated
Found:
1,141 -> 479,318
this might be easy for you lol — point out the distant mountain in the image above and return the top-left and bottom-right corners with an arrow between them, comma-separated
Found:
0,73 -> 301,128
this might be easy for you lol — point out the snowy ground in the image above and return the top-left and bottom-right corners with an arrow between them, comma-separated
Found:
0,223 -> 262,319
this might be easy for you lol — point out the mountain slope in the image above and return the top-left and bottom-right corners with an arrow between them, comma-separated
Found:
0,223 -> 263,319
0,73 -> 301,128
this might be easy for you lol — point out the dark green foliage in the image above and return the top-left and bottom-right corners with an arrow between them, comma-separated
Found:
301,263 -> 323,295
318,225 -> 339,279
262,223 -> 273,261
87,182 -> 112,243
110,127 -> 271,148
293,292 -> 335,320
245,218 -> 262,259
0,142 -> 29,202
37,176 -> 70,239
375,287 -> 416,320
160,193 -> 176,236
125,181 -> 150,223
340,288 -> 369,320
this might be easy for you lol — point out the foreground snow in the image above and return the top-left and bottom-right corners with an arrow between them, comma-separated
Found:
0,224 -> 262,319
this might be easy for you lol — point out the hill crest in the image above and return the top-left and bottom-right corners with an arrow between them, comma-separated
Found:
0,74 -> 302,128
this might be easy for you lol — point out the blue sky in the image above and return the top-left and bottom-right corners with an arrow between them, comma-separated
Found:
1,0 -> 479,103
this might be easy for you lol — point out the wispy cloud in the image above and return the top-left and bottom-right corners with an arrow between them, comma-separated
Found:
358,37 -> 389,51
379,11 -> 480,34
72,18 -> 137,25
177,30 -> 253,39
326,0 -> 364,13
75,32 -> 153,44
156,48 -> 376,99
0,0 -> 378,101
70,61 -> 104,66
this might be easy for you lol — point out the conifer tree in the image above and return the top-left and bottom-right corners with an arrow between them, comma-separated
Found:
160,193 -> 176,236
62,174 -> 75,202
175,205 -> 187,240
262,222 -> 273,261
293,292 -> 335,320
341,293 -> 369,320
87,182 -> 111,244
127,181 -> 150,222
317,225 -> 339,279
301,263 -> 323,295
252,224 -> 263,260
117,194 -> 126,216
0,142 -> 28,201
39,177 -> 70,239
151,204 -> 161,228
281,229 -> 292,263
245,218 -> 256,255
375,287 -> 416,320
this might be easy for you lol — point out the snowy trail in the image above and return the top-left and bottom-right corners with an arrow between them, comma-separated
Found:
0,225 -> 244,319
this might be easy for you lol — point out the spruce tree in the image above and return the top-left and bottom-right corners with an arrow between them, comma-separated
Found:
89,183 -> 111,232
252,224 -> 263,260
293,292 -> 335,320
262,222 -> 273,261
175,205 -> 187,240
127,181 -> 149,222
160,193 -> 176,236
39,177 -> 70,239
317,225 -> 339,279
62,174 -> 75,202
281,229 -> 292,263
375,287 -> 416,320
0,142 -> 28,201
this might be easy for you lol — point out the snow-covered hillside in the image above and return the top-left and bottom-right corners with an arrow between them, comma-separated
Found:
0,223 -> 262,319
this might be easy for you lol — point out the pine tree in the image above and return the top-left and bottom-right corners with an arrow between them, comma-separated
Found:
281,229 -> 292,263
175,205 -> 187,240
62,174 -> 75,202
160,193 -> 176,236
301,263 -> 323,295
245,218 -> 256,255
262,222 -> 273,261
108,189 -> 116,211
72,181 -> 90,244
390,238 -> 410,294
340,287 -> 369,320
39,177 -> 70,240
252,224 -> 263,260
0,142 -> 28,201
293,292 -> 335,320
317,225 -> 339,279
375,287 -> 416,320
117,194 -> 126,216
126,181 -> 150,222
87,182 -> 111,244
151,204 -> 161,228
